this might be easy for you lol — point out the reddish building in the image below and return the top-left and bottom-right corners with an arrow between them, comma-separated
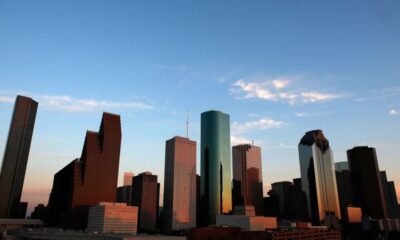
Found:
131,172 -> 160,233
47,112 -> 121,229
232,144 -> 264,216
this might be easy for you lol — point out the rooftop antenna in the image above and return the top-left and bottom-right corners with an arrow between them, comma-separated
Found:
186,107 -> 189,138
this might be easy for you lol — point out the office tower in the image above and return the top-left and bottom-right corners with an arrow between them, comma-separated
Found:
298,130 -> 341,227
292,178 -> 309,220
335,165 -> 354,223
116,186 -> 132,205
263,190 -> 279,217
31,204 -> 48,222
200,110 -> 232,225
347,146 -> 387,219
47,112 -> 121,229
380,171 -> 399,218
232,144 -> 263,216
0,95 -> 38,219
196,174 -> 201,227
123,172 -> 134,186
163,136 -> 196,233
271,181 -> 294,219
132,172 -> 160,232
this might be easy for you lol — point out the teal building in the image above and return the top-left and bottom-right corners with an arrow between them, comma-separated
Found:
200,110 -> 232,225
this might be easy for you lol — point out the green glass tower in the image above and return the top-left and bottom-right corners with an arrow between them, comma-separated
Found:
200,110 -> 232,225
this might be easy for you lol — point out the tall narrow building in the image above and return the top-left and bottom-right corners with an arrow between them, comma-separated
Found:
380,171 -> 399,218
123,172 -> 134,186
347,146 -> 387,219
335,162 -> 354,223
298,130 -> 341,227
47,112 -> 121,229
163,136 -> 196,233
0,95 -> 38,219
132,172 -> 160,233
232,144 -> 263,216
200,110 -> 232,225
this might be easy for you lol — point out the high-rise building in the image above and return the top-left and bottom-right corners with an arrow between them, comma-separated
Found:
131,172 -> 160,233
0,95 -> 38,219
292,178 -> 309,221
116,186 -> 132,205
47,112 -> 121,229
380,171 -> 399,218
347,146 -> 387,219
200,110 -> 232,225
335,164 -> 354,223
232,144 -> 263,216
298,130 -> 341,227
123,172 -> 134,187
271,181 -> 294,219
163,136 -> 196,233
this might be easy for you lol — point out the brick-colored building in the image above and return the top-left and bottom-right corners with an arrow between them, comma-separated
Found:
47,112 -> 121,229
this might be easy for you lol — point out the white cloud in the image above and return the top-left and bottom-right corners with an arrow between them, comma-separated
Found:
0,96 -> 14,103
0,93 -> 155,112
231,77 -> 341,104
390,109 -> 399,115
295,112 -> 307,117
232,117 -> 283,134
231,135 -> 252,146
355,86 -> 400,102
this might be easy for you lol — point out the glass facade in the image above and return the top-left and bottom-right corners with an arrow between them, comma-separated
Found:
298,130 -> 341,227
200,110 -> 232,225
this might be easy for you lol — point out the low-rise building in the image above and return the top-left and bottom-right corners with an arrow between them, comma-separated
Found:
216,215 -> 278,231
87,202 -> 138,234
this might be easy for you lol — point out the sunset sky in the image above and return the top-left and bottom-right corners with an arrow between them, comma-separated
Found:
0,0 -> 399,215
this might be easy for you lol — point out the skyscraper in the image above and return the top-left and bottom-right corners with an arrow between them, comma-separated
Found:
200,110 -> 232,225
380,171 -> 399,218
298,130 -> 341,227
163,136 -> 196,233
47,112 -> 121,229
123,172 -> 134,186
271,181 -> 294,219
132,172 -> 160,233
232,144 -> 263,216
347,146 -> 387,219
335,162 -> 354,223
0,95 -> 38,219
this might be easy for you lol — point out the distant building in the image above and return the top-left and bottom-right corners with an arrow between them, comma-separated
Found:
271,181 -> 294,219
163,136 -> 196,233
292,178 -> 309,221
47,113 -> 121,229
15,202 -> 28,219
298,130 -> 341,227
348,146 -> 387,219
334,161 -> 349,172
263,190 -> 279,217
132,172 -> 160,233
116,186 -> 132,205
380,171 -> 400,218
335,165 -> 354,223
232,144 -> 264,216
216,215 -> 278,231
0,95 -> 38,219
200,110 -> 232,225
30,204 -> 48,222
234,206 -> 255,217
123,172 -> 134,187
346,207 -> 362,223
87,202 -> 138,234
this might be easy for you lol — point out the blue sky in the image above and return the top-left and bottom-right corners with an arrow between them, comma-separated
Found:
0,0 -> 399,214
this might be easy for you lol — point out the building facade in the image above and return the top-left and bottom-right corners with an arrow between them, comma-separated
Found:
298,130 -> 341,227
87,202 -> 138,234
123,172 -> 134,187
347,146 -> 387,219
163,136 -> 196,233
200,110 -> 232,225
131,172 -> 160,232
232,144 -> 263,216
0,96 -> 38,219
47,112 -> 121,229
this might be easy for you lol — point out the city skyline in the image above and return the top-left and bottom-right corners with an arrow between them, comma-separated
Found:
0,0 -> 399,217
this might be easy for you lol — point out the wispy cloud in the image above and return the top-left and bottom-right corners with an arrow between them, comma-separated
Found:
390,109 -> 399,115
231,77 -> 341,104
232,117 -> 283,134
0,93 -> 155,112
231,135 -> 253,146
355,86 -> 400,102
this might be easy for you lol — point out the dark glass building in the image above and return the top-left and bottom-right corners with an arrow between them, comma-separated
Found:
47,112 -> 121,229
163,136 -> 196,233
132,172 -> 160,233
271,181 -> 294,219
335,162 -> 354,223
347,146 -> 387,219
0,95 -> 38,219
116,186 -> 132,205
232,144 -> 263,216
200,110 -> 232,225
380,171 -> 399,218
298,130 -> 341,227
